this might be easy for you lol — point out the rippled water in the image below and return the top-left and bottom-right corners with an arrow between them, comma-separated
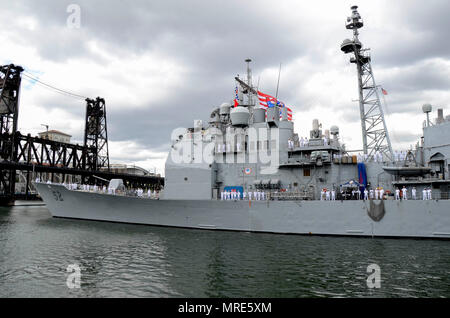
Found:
1,204 -> 449,298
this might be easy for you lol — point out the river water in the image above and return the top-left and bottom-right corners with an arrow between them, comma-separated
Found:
1,204 -> 449,298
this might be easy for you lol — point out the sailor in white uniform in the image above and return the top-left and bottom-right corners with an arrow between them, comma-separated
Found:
369,189 -> 374,199
402,186 -> 408,200
395,188 -> 400,200
364,188 -> 369,200
248,191 -> 252,201
411,187 -> 417,200
243,192 -> 247,200
422,188 -> 427,200
427,188 -> 432,200
379,188 -> 384,200
325,190 -> 330,201
331,189 -> 336,201
287,139 -> 293,150
320,189 -> 325,201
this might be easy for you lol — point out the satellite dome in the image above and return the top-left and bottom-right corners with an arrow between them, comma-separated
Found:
330,125 -> 339,135
422,104 -> 432,113
341,39 -> 361,53
230,106 -> 250,127
220,102 -> 231,115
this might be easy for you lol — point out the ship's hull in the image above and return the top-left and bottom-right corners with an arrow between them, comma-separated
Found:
35,183 -> 450,239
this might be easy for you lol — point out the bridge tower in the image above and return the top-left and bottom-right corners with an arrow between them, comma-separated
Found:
84,97 -> 110,172
0,64 -> 23,199
341,5 -> 393,160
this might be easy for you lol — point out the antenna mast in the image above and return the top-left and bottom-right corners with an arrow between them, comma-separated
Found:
341,5 -> 393,160
245,58 -> 254,106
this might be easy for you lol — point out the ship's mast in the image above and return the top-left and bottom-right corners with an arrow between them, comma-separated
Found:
341,5 -> 393,160
245,58 -> 253,106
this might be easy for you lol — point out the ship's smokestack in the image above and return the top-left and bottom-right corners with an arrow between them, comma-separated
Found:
437,108 -> 444,124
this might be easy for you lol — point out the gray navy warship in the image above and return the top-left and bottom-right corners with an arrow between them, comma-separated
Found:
35,6 -> 450,239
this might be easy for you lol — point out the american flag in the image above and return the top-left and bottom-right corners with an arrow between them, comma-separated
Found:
234,86 -> 239,107
257,90 -> 293,120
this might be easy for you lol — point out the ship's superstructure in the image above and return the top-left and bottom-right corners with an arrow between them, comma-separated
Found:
162,60 -> 449,202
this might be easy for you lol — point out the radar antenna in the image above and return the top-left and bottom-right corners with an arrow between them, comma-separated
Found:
341,5 -> 393,161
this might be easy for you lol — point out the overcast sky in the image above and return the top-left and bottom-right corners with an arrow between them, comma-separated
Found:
1,0 -> 449,175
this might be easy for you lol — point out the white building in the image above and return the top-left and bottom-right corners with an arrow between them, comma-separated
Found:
38,130 -> 72,144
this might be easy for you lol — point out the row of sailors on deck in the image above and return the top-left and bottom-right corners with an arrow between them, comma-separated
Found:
363,187 -> 385,200
38,178 -> 160,198
320,189 -> 336,200
362,186 -> 427,200
321,186 -> 433,201
354,151 -> 384,163
220,191 -> 266,201
393,150 -> 408,162
394,187 -> 432,200
288,136 -> 331,150
353,150 -> 409,163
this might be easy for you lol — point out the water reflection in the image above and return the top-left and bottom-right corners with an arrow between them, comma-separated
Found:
0,205 -> 449,298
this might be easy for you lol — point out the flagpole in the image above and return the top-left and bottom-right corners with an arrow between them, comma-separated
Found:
379,86 -> 399,146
